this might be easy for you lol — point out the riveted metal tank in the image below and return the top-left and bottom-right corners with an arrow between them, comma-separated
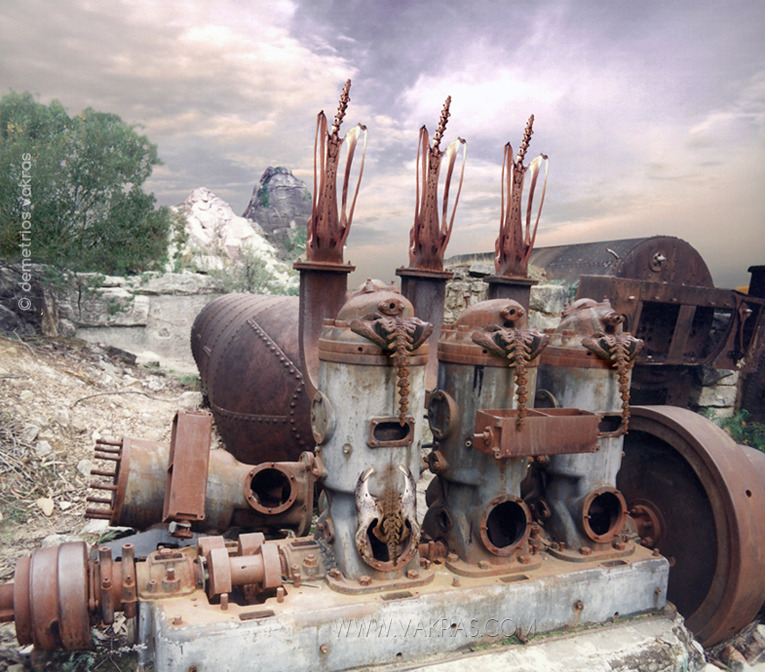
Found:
529,236 -> 714,286
191,294 -> 313,464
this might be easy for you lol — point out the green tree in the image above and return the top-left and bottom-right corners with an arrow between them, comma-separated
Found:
0,91 -> 173,274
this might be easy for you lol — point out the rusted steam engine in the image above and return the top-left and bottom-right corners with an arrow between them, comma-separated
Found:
2,82 -> 765,671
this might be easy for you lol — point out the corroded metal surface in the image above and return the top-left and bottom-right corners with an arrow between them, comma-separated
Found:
307,79 -> 366,264
315,283 -> 430,581
191,293 -> 312,463
494,115 -> 549,280
162,410 -> 213,529
529,236 -> 714,286
473,408 -> 600,458
409,97 -> 466,272
618,405 -> 765,646
577,274 -> 764,371
87,432 -> 315,536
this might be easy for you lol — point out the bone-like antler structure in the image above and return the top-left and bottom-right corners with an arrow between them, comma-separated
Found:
409,96 -> 467,271
307,79 -> 367,263
495,115 -> 549,278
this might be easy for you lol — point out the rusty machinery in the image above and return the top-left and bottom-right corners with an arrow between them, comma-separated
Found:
2,82 -> 765,670
451,236 -> 765,416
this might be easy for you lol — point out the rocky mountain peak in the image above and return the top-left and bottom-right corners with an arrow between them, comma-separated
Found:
242,167 -> 312,251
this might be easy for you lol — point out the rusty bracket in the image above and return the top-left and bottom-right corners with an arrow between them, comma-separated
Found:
472,408 -> 601,458
162,410 -> 213,534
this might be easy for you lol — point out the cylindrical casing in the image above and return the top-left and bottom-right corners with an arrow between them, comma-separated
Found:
314,285 -> 429,495
313,282 -> 430,578
424,300 -> 546,563
191,294 -> 313,464
537,300 -> 637,548
93,438 -> 313,536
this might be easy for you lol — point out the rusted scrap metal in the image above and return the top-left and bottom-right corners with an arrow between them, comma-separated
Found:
527,236 -> 714,286
191,294 -> 313,464
409,96 -> 466,271
162,410 -> 213,534
577,274 -> 765,373
307,79 -> 367,263
473,408 -> 600,458
86,411 -> 316,536
619,406 -> 765,646
495,115 -> 549,278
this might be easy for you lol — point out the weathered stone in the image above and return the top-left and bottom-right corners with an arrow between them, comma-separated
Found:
79,519 -> 110,535
143,375 -> 166,392
0,303 -> 35,335
123,374 -> 142,388
20,424 -> 40,443
697,366 -> 740,387
137,272 -> 222,296
693,385 -> 739,408
178,391 -> 204,409
468,262 -> 492,276
137,351 -> 162,367
34,440 -> 53,459
52,408 -> 71,427
19,389 -> 35,403
42,533 -> 82,547
242,166 -> 312,251
36,497 -> 55,516
528,313 -> 561,332
71,288 -> 150,327
530,284 -> 568,316
58,318 -> 77,337
77,458 -> 96,478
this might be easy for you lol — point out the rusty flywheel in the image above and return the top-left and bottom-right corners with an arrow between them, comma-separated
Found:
617,406 -> 765,647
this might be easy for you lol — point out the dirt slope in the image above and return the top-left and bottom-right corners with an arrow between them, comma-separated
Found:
0,334 -> 202,669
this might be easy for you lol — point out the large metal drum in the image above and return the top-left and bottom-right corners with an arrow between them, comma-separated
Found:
191,294 -> 313,464
528,236 -> 714,286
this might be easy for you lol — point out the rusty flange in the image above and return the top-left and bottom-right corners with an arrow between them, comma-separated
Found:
617,406 -> 765,646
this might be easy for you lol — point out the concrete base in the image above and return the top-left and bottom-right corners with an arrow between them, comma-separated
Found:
375,611 -> 705,672
138,548 -> 670,672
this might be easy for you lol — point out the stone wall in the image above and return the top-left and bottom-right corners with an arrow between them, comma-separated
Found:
4,269 -> 224,373
444,265 -> 569,330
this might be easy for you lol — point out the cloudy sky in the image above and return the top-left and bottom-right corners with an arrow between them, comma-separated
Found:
2,0 -> 763,288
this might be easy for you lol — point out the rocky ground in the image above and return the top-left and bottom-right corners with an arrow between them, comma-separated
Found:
0,332 -> 764,671
0,333 -> 204,671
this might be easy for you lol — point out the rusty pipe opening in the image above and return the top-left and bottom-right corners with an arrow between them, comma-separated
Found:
581,488 -> 627,543
363,516 -> 416,569
479,497 -> 530,556
244,464 -> 297,515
